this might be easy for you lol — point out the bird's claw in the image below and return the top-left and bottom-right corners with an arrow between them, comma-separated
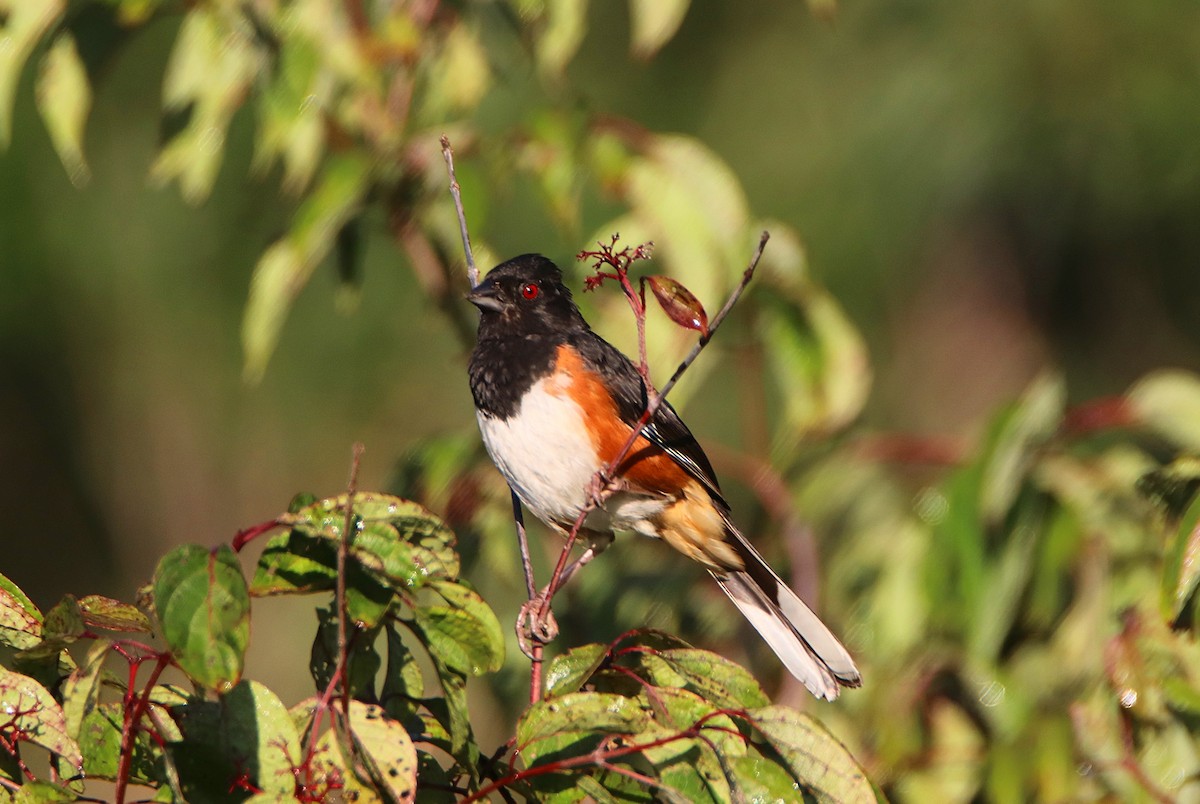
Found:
586,471 -> 616,509
515,594 -> 559,659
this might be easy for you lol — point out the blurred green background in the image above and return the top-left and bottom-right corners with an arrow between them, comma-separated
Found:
2,0 -> 1200,799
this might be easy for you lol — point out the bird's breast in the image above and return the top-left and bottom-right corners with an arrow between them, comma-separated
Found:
476,377 -> 602,526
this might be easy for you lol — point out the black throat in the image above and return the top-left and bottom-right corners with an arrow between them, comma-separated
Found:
469,329 -> 563,420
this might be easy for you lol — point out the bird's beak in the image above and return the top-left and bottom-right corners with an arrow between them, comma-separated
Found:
466,281 -> 504,312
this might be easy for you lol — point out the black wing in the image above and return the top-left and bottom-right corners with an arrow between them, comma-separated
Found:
570,330 -> 728,510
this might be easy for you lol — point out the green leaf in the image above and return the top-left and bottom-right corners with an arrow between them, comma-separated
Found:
242,151 -> 372,381
628,0 -> 691,58
346,700 -> 418,803
170,680 -> 303,801
18,595 -> 85,660
0,667 -> 84,777
1136,457 -> 1200,518
78,594 -> 153,633
108,0 -> 169,25
153,544 -> 250,691
727,752 -> 806,803
517,692 -> 654,769
968,501 -> 1043,663
1162,488 -> 1200,621
544,643 -> 609,698
749,705 -> 874,804
638,648 -> 770,709
61,639 -> 109,741
411,580 -> 504,676
979,373 -> 1065,523
760,285 -> 871,451
13,782 -> 75,803
382,624 -> 424,714
1128,369 -> 1200,452
35,32 -> 91,187
224,681 -> 303,796
44,595 -> 84,639
536,0 -> 588,76
250,526 -> 339,596
0,573 -> 42,650
249,518 -> 397,628
254,33 -> 324,192
414,750 -> 460,804
253,493 -> 456,623
1163,676 -> 1200,715
0,0 -> 65,146
639,689 -> 741,803
310,606 -> 381,700
615,135 -> 750,334
421,664 -> 475,765
150,7 -> 259,202
431,24 -> 490,111
75,702 -> 164,784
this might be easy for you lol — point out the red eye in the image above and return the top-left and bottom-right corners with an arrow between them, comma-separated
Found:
521,283 -> 539,300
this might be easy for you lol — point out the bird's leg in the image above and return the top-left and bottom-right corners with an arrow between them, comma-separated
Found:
515,531 -> 614,659
555,531 -> 613,588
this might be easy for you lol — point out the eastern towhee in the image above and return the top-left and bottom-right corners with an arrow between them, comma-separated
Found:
467,254 -> 861,700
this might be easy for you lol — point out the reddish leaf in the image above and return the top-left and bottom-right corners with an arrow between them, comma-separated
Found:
645,275 -> 708,336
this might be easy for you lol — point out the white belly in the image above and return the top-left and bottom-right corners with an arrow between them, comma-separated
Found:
476,377 -> 666,534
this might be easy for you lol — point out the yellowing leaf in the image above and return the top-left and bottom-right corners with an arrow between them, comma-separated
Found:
346,701 -> 418,803
35,32 -> 91,186
0,667 -> 84,776
150,7 -> 261,203
628,0 -> 691,59
254,35 -> 325,192
1128,369 -> 1200,452
536,0 -> 588,76
439,25 -> 490,110
0,0 -> 66,145
0,573 -> 42,651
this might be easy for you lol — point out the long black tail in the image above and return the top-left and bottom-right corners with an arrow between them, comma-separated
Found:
710,521 -> 860,700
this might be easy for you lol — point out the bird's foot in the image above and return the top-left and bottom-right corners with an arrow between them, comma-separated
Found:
515,592 -> 559,659
586,470 -> 617,509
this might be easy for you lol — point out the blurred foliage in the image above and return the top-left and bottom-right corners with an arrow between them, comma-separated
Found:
0,495 -> 872,802
3,0 -> 1200,802
408,356 -> 1200,802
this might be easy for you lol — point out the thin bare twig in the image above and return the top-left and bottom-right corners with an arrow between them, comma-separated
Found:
339,443 -> 365,716
440,135 -> 544,700
511,488 -> 546,700
439,136 -> 478,287
535,232 -> 770,623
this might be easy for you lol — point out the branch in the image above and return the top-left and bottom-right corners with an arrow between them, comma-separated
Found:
439,135 -> 547,701
460,706 -> 754,804
338,443 -> 365,714
537,232 -> 769,619
439,136 -> 478,287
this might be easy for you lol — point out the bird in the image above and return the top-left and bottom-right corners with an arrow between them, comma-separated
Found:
466,253 -> 861,700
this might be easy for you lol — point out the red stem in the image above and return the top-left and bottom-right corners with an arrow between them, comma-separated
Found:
463,708 -> 752,803
114,653 -> 170,804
